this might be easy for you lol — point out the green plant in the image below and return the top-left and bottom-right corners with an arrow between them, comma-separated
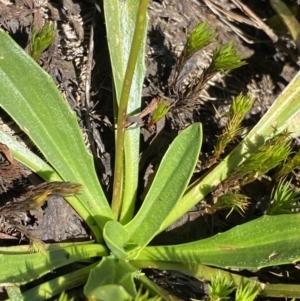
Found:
235,281 -> 260,301
29,22 -> 55,61
267,178 -> 300,215
1,1 -> 300,300
270,0 -> 300,52
173,21 -> 215,85
207,274 -> 234,301
171,23 -> 246,106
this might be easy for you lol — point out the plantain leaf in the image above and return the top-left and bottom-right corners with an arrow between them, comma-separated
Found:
125,123 -> 202,256
0,244 -> 106,285
22,263 -> 98,301
0,129 -> 59,181
0,29 -> 114,241
104,0 -> 148,223
103,221 -> 130,259
84,257 -> 141,299
138,214 -> 300,269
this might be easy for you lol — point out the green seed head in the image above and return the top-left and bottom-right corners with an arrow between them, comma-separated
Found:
186,22 -> 215,57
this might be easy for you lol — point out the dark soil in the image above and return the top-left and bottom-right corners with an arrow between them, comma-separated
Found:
0,0 -> 300,300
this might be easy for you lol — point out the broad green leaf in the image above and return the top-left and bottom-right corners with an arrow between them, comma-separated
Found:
125,123 -> 202,255
0,240 -> 96,254
0,244 -> 106,285
104,0 -> 146,105
0,130 -> 59,181
245,69 -> 300,139
164,70 -> 300,229
85,285 -> 131,301
104,0 -> 148,223
103,221 -> 130,259
22,263 -> 98,301
0,29 -> 114,241
138,214 -> 300,269
84,257 -> 140,299
0,130 -> 94,223
262,283 -> 300,298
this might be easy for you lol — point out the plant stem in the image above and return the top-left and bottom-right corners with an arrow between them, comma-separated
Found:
111,0 -> 149,219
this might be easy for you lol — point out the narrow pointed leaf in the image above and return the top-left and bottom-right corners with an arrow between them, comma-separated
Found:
138,214 -> 300,269
0,30 -> 114,241
104,0 -> 148,222
125,123 -> 202,255
0,244 -> 106,285
22,263 -> 97,301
